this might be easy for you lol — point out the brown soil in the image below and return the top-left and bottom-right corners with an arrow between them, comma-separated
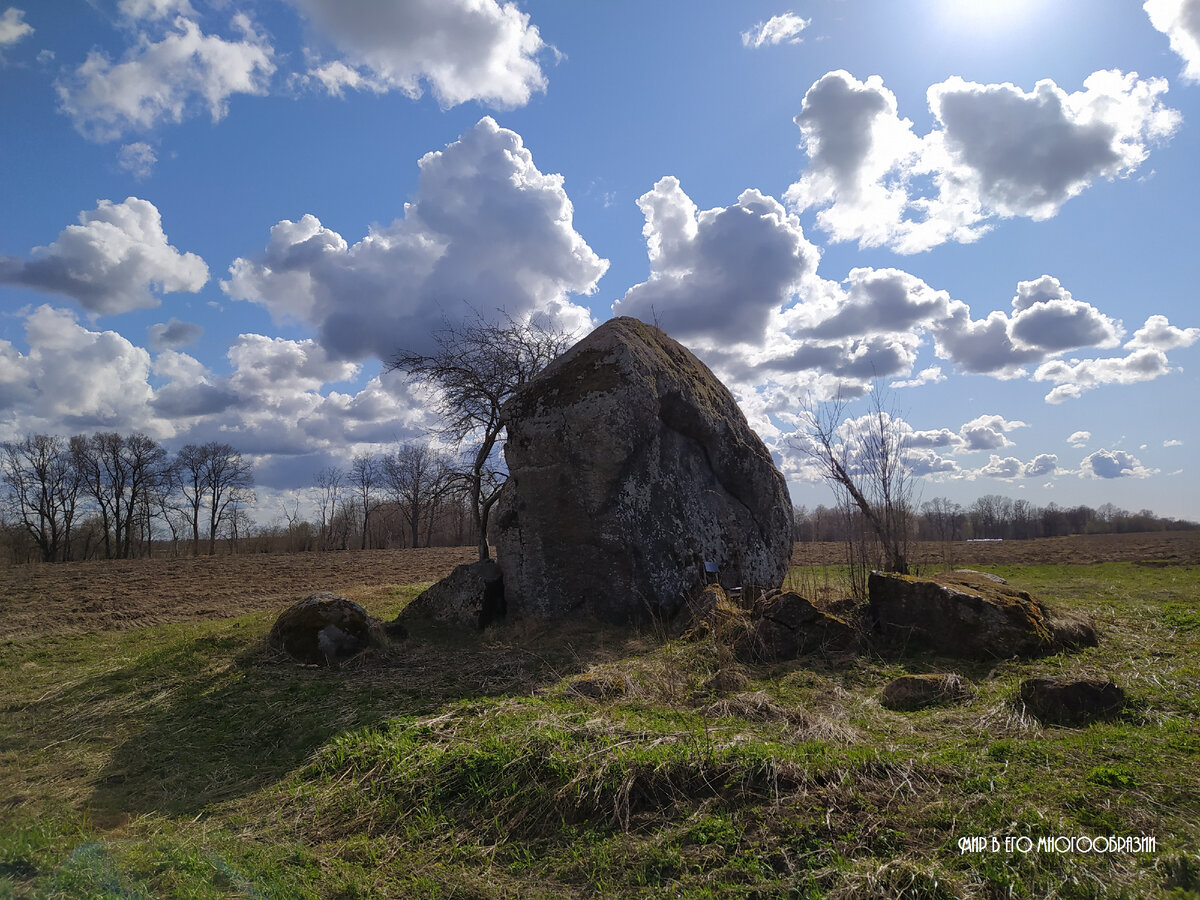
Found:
789,530 -> 1200,568
2,532 -> 1196,641
0,547 -> 474,641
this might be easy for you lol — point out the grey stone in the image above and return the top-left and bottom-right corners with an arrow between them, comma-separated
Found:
1020,677 -> 1126,725
868,570 -> 1095,659
738,590 -> 856,661
268,592 -> 376,665
494,317 -> 793,624
400,559 -> 505,630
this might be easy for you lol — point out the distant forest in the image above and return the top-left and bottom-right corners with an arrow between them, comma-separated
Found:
794,495 -> 1199,544
2,430 -> 1196,565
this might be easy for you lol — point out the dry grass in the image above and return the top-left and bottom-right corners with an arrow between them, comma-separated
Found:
2,534 -> 1199,898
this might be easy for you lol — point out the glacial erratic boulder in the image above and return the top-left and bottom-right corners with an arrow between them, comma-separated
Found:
269,592 -> 377,665
494,317 -> 793,624
868,570 -> 1096,659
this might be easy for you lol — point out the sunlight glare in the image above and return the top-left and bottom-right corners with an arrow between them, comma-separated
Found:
937,0 -> 1039,35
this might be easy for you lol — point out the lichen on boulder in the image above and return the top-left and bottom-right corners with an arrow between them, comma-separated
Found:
868,570 -> 1096,659
494,316 -> 793,625
268,592 -> 379,666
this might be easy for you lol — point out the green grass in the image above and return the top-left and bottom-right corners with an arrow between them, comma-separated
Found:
1,562 -> 1198,898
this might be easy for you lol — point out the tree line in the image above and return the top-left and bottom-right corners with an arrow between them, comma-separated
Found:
794,494 -> 1198,545
302,443 -> 478,553
1,433 -> 253,563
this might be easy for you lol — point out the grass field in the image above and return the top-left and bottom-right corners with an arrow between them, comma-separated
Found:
1,534 -> 1198,898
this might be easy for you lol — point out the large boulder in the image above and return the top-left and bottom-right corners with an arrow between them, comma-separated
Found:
268,592 -> 378,665
868,570 -> 1097,659
494,317 -> 793,624
398,559 -> 505,630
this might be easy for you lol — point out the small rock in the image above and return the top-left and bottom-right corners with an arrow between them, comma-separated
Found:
398,559 -> 505,630
1020,677 -> 1126,725
268,592 -> 376,665
565,672 -> 631,701
881,673 -> 975,711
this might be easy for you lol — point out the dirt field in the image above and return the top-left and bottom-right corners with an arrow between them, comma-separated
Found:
789,529 -> 1200,567
2,531 -> 1196,641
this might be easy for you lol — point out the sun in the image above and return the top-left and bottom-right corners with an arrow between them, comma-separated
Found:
935,0 -> 1039,35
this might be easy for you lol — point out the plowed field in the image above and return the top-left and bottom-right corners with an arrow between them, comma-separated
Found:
2,531 -> 1196,640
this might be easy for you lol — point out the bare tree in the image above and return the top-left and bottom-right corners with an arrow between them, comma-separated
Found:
382,441 -> 452,548
202,443 -> 255,555
793,386 -> 916,578
388,311 -> 576,561
350,453 -> 381,550
313,466 -> 344,550
1,434 -> 82,562
70,432 -> 169,558
175,443 -> 208,556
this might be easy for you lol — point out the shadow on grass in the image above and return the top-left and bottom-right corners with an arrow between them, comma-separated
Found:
84,616 -> 653,822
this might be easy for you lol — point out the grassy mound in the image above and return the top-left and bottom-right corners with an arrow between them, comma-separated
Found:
2,561 -> 1198,897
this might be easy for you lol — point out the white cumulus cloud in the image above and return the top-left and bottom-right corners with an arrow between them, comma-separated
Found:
1035,347 -> 1172,403
56,13 -> 274,141
613,177 -> 820,346
959,414 -> 1028,451
1145,0 -> 1200,82
1068,431 -> 1091,447
786,69 -> 1179,253
0,196 -> 208,315
1081,448 -> 1156,479
1124,314 -> 1200,350
290,0 -> 549,108
0,7 -> 33,51
224,117 -> 608,361
0,306 -> 158,434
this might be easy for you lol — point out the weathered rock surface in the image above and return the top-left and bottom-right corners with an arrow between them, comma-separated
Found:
268,592 -> 377,665
1020,677 -> 1126,725
868,570 -> 1096,658
399,559 -> 505,630
739,590 -> 856,661
881,673 -> 975,711
494,317 -> 793,624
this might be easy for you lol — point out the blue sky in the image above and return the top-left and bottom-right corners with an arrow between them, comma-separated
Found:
1,0 -> 1198,520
